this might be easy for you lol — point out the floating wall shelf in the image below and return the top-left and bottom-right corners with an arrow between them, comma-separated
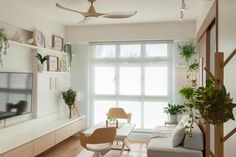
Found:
9,40 -> 67,56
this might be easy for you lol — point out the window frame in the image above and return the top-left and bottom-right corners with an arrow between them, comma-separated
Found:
90,41 -> 173,131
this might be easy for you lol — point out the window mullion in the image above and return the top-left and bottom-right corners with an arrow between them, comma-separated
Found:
115,44 -> 120,107
141,43 -> 145,129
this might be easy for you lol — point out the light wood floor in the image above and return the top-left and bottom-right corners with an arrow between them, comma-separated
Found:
37,135 -> 148,157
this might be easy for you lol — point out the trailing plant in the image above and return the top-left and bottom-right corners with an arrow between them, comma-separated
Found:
164,103 -> 185,115
0,28 -> 9,67
179,86 -> 195,100
64,44 -> 72,67
194,80 -> 236,125
36,53 -> 47,64
61,89 -> 77,118
188,60 -> 199,72
179,80 -> 236,136
178,42 -> 196,63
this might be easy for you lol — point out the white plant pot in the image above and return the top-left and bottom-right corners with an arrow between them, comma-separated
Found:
168,115 -> 178,123
38,63 -> 45,72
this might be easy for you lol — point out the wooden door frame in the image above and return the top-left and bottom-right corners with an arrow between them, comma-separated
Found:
197,1 -> 218,157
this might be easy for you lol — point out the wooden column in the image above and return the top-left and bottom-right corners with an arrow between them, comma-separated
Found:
214,52 -> 224,157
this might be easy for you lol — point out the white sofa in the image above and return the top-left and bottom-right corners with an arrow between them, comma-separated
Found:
147,123 -> 204,157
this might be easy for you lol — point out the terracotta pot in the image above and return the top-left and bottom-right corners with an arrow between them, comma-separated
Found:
191,80 -> 197,87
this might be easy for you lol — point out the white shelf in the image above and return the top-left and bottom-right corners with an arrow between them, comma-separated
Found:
9,40 -> 67,56
38,71 -> 70,75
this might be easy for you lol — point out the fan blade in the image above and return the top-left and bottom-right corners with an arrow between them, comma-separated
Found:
56,3 -> 86,16
101,11 -> 137,19
78,17 -> 89,24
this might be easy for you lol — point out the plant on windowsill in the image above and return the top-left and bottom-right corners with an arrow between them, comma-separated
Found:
61,89 -> 77,119
36,53 -> 47,72
0,28 -> 9,68
178,42 -> 196,63
164,102 -> 185,123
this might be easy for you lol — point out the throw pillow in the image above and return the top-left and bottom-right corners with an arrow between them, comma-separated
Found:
171,123 -> 185,147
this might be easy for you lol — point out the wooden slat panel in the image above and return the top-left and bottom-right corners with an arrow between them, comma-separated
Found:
34,132 -> 56,156
55,125 -> 72,144
2,142 -> 34,157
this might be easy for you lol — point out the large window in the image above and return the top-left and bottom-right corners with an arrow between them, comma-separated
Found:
91,41 -> 173,130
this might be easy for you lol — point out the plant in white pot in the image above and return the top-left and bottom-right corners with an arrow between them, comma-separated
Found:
36,53 -> 47,72
164,103 -> 185,123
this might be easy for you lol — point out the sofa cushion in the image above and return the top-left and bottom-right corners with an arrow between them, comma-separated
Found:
183,122 -> 204,150
147,137 -> 203,157
171,123 -> 185,147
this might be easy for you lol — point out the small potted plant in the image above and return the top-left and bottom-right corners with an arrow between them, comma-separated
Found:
178,42 -> 196,63
188,60 -> 199,87
0,28 -> 9,67
164,103 -> 185,123
179,86 -> 195,100
36,53 -> 47,72
61,89 -> 77,119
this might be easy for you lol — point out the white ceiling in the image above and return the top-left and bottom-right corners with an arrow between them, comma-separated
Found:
6,0 -> 213,26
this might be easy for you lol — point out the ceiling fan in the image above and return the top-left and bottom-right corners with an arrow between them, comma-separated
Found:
56,0 -> 137,24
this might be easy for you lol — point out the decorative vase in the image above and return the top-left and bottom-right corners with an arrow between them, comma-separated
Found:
68,106 -> 72,119
38,63 -> 44,72
168,114 -> 178,123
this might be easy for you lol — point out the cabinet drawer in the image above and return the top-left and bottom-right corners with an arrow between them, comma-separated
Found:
71,120 -> 83,134
2,142 -> 33,157
34,132 -> 56,156
55,125 -> 72,144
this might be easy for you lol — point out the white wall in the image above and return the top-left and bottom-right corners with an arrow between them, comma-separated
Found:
0,1 -> 64,37
0,1 -> 66,127
218,0 -> 236,157
70,44 -> 90,128
66,21 -> 196,43
67,22 -> 196,128
196,0 -> 215,34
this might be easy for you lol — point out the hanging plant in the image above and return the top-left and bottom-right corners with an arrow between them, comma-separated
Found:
178,42 -> 196,63
64,44 -> 72,67
179,80 -> 236,136
194,80 -> 236,125
188,60 -> 199,72
0,28 -> 9,67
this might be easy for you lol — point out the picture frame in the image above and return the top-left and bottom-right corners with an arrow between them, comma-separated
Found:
52,35 -> 64,51
47,56 -> 59,71
44,36 -> 52,49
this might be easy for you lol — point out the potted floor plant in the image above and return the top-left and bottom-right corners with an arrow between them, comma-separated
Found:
0,28 -> 9,67
164,103 -> 185,123
61,89 -> 77,119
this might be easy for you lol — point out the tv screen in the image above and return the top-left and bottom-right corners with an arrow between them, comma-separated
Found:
0,72 -> 33,120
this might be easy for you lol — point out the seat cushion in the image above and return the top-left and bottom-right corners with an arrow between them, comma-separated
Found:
171,123 -> 185,147
86,143 -> 112,152
147,137 -> 203,157
183,123 -> 204,150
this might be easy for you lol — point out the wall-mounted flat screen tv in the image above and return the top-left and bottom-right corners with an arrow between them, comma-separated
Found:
0,72 -> 33,120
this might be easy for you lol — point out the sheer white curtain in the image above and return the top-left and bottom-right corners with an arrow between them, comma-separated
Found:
90,41 -> 173,131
